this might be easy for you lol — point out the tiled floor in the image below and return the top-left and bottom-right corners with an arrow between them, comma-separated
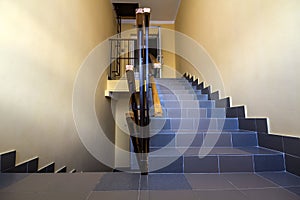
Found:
0,172 -> 300,200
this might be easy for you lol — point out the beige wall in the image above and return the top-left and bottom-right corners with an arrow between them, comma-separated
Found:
0,0 -> 117,171
176,0 -> 300,137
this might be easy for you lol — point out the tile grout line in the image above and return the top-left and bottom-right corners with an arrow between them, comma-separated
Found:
255,172 -> 300,197
84,191 -> 93,200
137,174 -> 142,200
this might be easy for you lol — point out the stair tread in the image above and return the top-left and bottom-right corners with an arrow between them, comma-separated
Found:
149,147 -> 282,156
151,129 -> 256,134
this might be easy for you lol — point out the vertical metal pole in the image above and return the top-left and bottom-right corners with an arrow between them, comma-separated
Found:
109,40 -> 112,79
158,26 -> 162,78
136,8 -> 144,127
144,8 -> 151,121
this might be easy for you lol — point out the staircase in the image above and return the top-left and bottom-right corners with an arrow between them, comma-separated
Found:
0,150 -> 74,173
142,77 -> 285,173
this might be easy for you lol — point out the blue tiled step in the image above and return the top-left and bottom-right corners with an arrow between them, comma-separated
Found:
157,82 -> 191,86
150,131 -> 258,148
165,108 -> 225,118
148,147 -> 285,173
156,80 -> 190,84
156,78 -> 187,81
159,94 -> 208,101
162,100 -> 215,109
158,90 -> 202,95
149,118 -> 239,131
158,85 -> 192,90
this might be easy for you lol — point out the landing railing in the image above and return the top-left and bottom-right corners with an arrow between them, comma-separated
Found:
125,8 -> 163,175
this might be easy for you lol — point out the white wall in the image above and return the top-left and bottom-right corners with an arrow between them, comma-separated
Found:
0,0 -> 117,171
176,0 -> 300,137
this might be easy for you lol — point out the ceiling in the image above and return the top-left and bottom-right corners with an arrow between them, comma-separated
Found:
111,0 -> 181,22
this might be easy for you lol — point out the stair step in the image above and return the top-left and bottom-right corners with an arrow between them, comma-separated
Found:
38,162 -> 55,173
0,150 -> 16,172
56,166 -> 67,173
149,118 -> 239,131
148,147 -> 285,173
164,108 -> 225,118
159,94 -> 208,101
150,132 -> 258,148
162,100 -> 215,109
158,85 -> 191,90
6,157 -> 39,173
158,90 -> 202,95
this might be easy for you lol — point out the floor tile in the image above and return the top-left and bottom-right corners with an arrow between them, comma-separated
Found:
185,174 -> 235,190
222,173 -> 278,189
2,173 -> 103,193
241,188 -> 300,200
258,172 -> 300,187
0,192 -> 40,200
140,190 -> 197,200
36,192 -> 90,200
194,189 -> 248,200
94,173 -> 140,191
87,191 -> 139,200
140,174 -> 191,190
0,174 -> 29,190
149,156 -> 183,173
285,187 -> 300,197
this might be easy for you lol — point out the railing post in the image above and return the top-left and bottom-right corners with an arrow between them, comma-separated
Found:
144,8 -> 151,117
136,8 -> 145,127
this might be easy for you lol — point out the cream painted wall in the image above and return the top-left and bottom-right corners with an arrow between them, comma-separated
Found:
0,0 -> 117,171
176,0 -> 300,137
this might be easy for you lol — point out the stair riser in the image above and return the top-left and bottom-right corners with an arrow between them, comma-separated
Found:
149,154 -> 285,173
165,108 -> 225,118
159,90 -> 202,95
162,101 -> 215,109
158,86 -> 192,90
149,118 -> 239,131
150,133 -> 258,148
0,151 -> 16,172
160,94 -> 208,101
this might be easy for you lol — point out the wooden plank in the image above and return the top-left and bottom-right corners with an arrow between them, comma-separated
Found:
149,54 -> 163,117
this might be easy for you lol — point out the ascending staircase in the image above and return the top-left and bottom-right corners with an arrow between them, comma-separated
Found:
141,77 -> 285,173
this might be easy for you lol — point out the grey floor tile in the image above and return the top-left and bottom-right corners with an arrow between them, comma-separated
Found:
0,174 -> 30,190
140,190 -> 197,200
1,173 -> 103,193
88,191 -> 139,200
36,192 -> 90,200
241,188 -> 300,200
140,174 -> 191,190
194,189 -> 248,200
185,174 -> 235,190
0,192 -> 40,200
94,173 -> 140,191
285,187 -> 300,197
222,173 -> 278,189
258,172 -> 300,187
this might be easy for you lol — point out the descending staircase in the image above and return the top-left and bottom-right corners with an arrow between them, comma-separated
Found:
141,76 -> 285,173
0,150 -> 74,173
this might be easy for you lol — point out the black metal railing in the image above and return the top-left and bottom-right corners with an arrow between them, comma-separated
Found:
125,8 -> 155,175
